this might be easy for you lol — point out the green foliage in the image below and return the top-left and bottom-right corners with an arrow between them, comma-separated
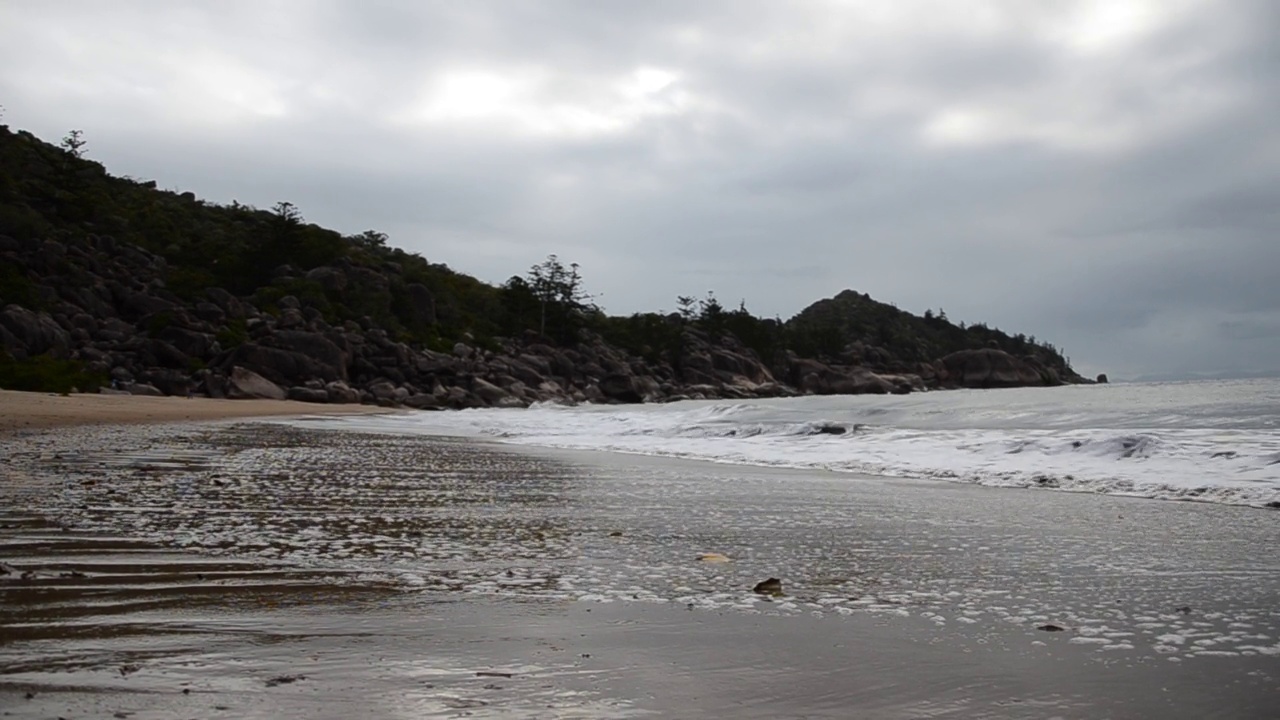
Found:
215,319 -> 248,349
60,129 -> 86,158
0,263 -> 41,309
0,123 -> 1078,378
146,311 -> 175,336
520,255 -> 597,343
0,351 -> 106,393
783,290 -> 1073,374
596,312 -> 684,364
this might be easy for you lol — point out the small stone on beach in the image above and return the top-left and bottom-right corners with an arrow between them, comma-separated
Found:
753,577 -> 784,595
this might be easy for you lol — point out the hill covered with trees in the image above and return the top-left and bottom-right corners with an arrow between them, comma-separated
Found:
0,122 -> 1087,404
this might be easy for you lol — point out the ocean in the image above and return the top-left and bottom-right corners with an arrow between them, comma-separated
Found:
312,378 -> 1280,508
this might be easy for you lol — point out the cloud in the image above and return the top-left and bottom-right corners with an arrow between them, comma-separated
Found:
1,0 -> 1276,378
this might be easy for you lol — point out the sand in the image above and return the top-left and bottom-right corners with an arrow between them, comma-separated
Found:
0,388 -> 393,434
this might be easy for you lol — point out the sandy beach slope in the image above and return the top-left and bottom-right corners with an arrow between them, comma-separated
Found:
0,389 -> 392,433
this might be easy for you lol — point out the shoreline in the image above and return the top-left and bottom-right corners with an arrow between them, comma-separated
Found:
0,388 -> 396,434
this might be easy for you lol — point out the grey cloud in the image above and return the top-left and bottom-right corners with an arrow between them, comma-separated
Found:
1,0 -> 1277,379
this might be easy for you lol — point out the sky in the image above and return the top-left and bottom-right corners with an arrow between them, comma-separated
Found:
1,1 -> 1277,380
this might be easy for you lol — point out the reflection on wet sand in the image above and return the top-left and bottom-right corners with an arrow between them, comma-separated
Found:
2,422 -> 1278,718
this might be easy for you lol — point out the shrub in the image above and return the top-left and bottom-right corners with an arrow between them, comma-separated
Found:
0,352 -> 107,393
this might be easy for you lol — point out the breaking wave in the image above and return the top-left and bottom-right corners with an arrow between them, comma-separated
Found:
298,379 -> 1280,508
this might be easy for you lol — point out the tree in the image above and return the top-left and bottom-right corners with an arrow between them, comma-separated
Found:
272,201 -> 302,225
676,295 -> 697,323
526,255 -> 596,342
60,130 -> 87,158
353,230 -> 388,250
698,291 -> 725,332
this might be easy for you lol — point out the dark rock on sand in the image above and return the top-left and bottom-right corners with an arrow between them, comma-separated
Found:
227,366 -> 286,400
753,578 -> 784,595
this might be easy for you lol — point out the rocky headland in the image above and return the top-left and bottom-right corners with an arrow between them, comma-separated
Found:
0,124 -> 1087,407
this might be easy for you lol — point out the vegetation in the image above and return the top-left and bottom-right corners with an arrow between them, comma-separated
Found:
0,352 -> 106,394
0,122 -> 1078,381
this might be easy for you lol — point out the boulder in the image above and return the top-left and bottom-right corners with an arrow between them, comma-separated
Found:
218,342 -> 341,386
125,382 -> 164,397
599,373 -> 644,403
227,366 -> 286,400
471,377 -> 511,405
1096,373 -> 1109,384
325,380 -> 361,404
287,386 -> 330,403
403,393 -> 443,410
155,326 -> 215,360
0,305 -> 71,358
938,348 -> 1046,389
263,331 -> 349,380
305,266 -> 348,293
139,368 -> 193,396
367,380 -> 398,402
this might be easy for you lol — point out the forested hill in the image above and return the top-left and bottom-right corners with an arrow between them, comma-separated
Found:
0,123 -> 1089,404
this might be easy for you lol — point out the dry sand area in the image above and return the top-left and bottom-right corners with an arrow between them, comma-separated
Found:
0,389 -> 392,433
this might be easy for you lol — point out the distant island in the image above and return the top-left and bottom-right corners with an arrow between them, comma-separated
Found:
0,123 -> 1089,406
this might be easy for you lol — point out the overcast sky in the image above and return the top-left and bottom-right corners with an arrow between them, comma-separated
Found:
2,1 -> 1277,379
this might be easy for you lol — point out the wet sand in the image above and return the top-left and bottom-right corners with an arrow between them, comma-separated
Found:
2,421 -> 1278,718
0,388 -> 391,434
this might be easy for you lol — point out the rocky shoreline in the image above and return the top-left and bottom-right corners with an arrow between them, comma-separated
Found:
0,229 -> 1088,409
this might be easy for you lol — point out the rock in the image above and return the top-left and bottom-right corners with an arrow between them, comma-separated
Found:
287,386 -> 329,403
367,380 -> 398,402
1096,373 -> 1109,384
938,348 -> 1047,389
403,393 -> 443,410
305,266 -> 348,293
471,377 -> 511,405
325,380 -> 361,404
155,327 -> 216,362
218,342 -> 341,386
752,578 -> 783,595
193,302 -> 225,324
139,368 -> 193,396
598,373 -> 643,403
263,331 -> 349,380
0,305 -> 71,358
125,382 -> 164,397
227,366 -> 286,400
117,290 -> 178,321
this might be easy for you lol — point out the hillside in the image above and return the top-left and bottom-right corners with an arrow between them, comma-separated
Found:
0,123 -> 1088,405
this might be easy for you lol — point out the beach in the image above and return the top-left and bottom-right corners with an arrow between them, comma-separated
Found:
1,395 -> 1278,718
0,389 -> 392,434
